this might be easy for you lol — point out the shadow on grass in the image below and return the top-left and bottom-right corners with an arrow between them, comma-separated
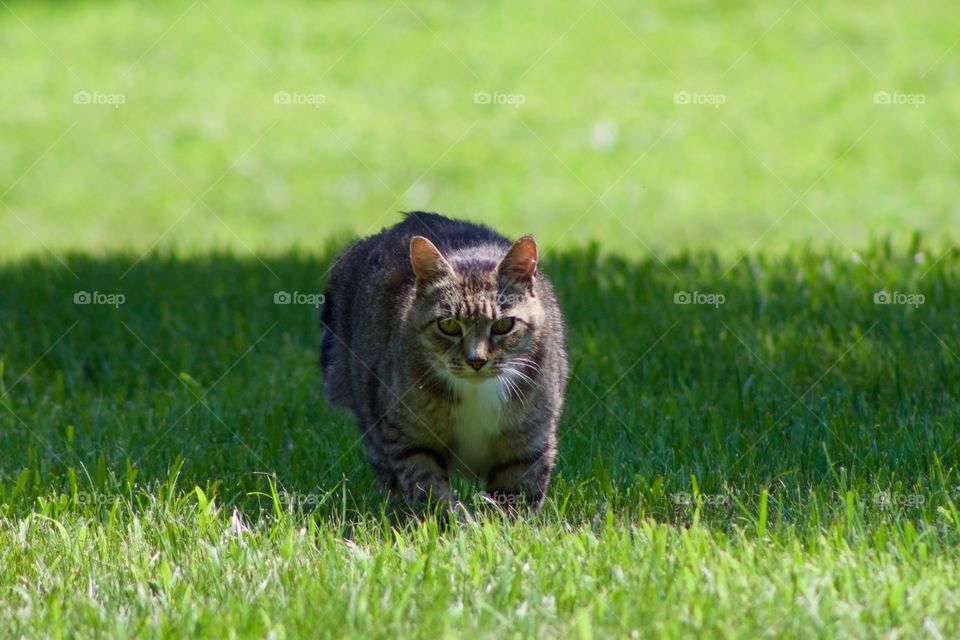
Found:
1,241 -> 958,519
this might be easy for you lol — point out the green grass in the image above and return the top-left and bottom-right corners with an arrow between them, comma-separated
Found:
1,0 -> 958,259
3,242 -> 960,637
4,0 -> 960,637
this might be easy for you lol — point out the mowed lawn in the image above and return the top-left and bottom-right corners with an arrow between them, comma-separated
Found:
3,0 -> 960,638
2,243 -> 960,637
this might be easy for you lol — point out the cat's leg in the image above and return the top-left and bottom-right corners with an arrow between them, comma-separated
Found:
369,461 -> 407,524
358,425 -> 397,493
370,459 -> 398,495
484,447 -> 554,515
393,446 -> 455,508
357,423 -> 406,521
364,417 -> 463,519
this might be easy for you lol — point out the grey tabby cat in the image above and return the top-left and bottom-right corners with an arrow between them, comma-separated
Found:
320,212 -> 569,514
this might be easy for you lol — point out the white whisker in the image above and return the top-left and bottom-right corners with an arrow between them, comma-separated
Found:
506,366 -> 536,386
500,369 -> 529,410
511,357 -> 542,375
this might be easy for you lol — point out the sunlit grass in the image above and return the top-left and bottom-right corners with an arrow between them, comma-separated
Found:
2,241 -> 960,637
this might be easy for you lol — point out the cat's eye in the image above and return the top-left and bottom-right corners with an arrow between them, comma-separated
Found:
437,317 -> 462,336
490,317 -> 515,335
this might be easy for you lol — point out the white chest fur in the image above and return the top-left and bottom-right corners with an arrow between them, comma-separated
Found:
448,377 -> 506,479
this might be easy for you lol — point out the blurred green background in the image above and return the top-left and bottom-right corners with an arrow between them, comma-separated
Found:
1,0 -> 957,261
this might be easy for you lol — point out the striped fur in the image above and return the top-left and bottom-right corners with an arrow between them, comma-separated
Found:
320,212 -> 569,513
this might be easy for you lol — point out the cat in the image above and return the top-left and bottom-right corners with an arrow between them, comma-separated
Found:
320,212 -> 569,515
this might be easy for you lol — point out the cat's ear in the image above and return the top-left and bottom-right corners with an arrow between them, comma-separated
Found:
410,236 -> 453,285
498,235 -> 538,283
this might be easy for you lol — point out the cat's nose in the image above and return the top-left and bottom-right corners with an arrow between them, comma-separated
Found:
465,357 -> 487,371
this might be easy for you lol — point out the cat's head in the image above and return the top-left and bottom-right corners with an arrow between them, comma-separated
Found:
408,234 -> 545,386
